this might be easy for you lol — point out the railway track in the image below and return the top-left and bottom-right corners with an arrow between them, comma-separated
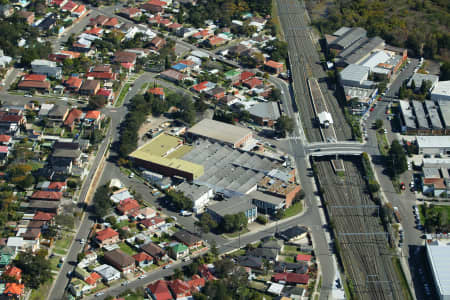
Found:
277,0 -> 352,142
316,159 -> 404,299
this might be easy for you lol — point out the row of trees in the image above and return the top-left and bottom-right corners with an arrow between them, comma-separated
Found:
92,184 -> 112,217
166,190 -> 193,211
185,0 -> 272,28
119,92 -> 195,158
311,0 -> 450,60
422,204 -> 450,233
196,211 -> 247,234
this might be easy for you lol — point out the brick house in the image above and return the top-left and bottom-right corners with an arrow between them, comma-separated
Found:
95,227 -> 119,247
103,249 -> 135,274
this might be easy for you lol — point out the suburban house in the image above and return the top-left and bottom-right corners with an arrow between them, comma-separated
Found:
47,105 -> 69,125
147,280 -> 172,300
103,249 -> 136,274
64,76 -> 83,92
31,59 -> 62,79
133,252 -> 153,267
172,230 -> 203,249
205,86 -> 226,100
264,60 -> 284,74
169,243 -> 189,260
160,69 -> 186,84
64,108 -> 83,131
93,264 -> 121,283
30,191 -> 62,202
272,273 -> 309,285
79,79 -> 100,96
116,198 -> 140,215
169,279 -> 191,298
149,36 -> 166,51
248,102 -> 280,127
140,242 -> 167,263
119,7 -> 142,19
95,227 -> 119,247
18,10 -> 34,24
149,87 -> 165,100
276,226 -> 308,242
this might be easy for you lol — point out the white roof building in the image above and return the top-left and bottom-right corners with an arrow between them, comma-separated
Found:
318,111 -> 333,126
93,264 -> 121,282
110,189 -> 133,203
431,81 -> 450,102
360,51 -> 390,71
267,282 -> 284,296
417,136 -> 450,155
426,241 -> 450,300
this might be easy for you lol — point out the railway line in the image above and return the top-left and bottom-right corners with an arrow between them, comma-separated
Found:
315,159 -> 405,300
277,0 -> 352,142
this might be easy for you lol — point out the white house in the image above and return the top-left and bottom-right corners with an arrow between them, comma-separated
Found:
31,59 -> 62,79
175,182 -> 213,214
93,264 -> 121,283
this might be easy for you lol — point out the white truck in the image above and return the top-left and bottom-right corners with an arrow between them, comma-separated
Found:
180,210 -> 192,216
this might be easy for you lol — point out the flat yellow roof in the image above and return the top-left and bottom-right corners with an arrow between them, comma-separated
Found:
129,134 -> 204,179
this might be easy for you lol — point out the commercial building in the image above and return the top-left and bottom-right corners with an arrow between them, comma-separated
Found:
248,102 -> 281,127
407,73 -> 439,92
339,64 -> 374,88
426,241 -> 450,300
31,59 -> 62,79
417,136 -> 450,156
432,81 -> 450,102
130,134 -> 203,181
186,119 -> 252,148
175,181 -> 213,213
206,195 -> 257,224
399,100 -> 450,135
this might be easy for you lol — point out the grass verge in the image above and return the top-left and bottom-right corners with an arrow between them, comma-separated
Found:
115,82 -> 131,108
30,279 -> 53,300
376,131 -> 390,156
119,242 -> 137,256
224,228 -> 250,238
392,257 -> 413,300
282,201 -> 303,219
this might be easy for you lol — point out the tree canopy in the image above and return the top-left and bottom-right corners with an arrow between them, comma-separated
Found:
386,140 -> 407,177
15,253 -> 52,289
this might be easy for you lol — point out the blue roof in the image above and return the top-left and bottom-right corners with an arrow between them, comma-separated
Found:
171,63 -> 188,71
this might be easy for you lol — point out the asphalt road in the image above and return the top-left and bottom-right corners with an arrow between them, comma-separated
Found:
386,59 -> 419,98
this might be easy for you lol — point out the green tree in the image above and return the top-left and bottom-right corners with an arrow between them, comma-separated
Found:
196,213 -> 217,233
269,88 -> 281,101
386,140 -> 408,177
166,190 -> 193,210
93,185 -> 112,217
15,253 -> 51,289
375,119 -> 384,130
275,115 -> 294,136
440,61 -> 450,81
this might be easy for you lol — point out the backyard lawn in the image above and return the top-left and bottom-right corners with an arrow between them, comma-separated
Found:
119,242 -> 137,256
283,201 -> 303,219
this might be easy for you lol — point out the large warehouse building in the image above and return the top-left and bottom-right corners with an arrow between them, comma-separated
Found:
417,136 -> 450,156
129,133 -> 204,181
426,241 -> 450,300
186,119 -> 252,148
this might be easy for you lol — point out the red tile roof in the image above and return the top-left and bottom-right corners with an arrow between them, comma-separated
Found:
33,211 -> 55,221
148,280 -> 172,300
187,274 -> 205,291
48,181 -> 67,191
149,87 -> 164,96
64,108 -> 83,126
96,227 -> 119,242
240,71 -> 255,82
0,135 -> 11,143
86,71 -> 116,80
208,36 -> 225,46
85,110 -> 101,120
85,272 -> 101,285
199,264 -> 217,281
117,198 -> 140,215
104,17 -> 118,27
18,80 -> 50,90
192,81 -> 209,92
296,254 -> 312,262
65,76 -> 83,89
59,50 -> 81,58
265,60 -> 284,69
23,74 -> 46,82
84,27 -> 103,36
0,146 -> 8,154
73,4 -> 85,14
62,1 -> 78,11
133,252 -> 153,262
243,77 -> 263,89
140,216 -> 165,228
121,62 -> 134,69
4,266 -> 22,281
30,191 -> 62,200
272,272 -> 309,284
169,279 -> 191,297
97,88 -> 112,97
4,283 -> 24,296
424,178 -> 446,189
147,0 -> 167,7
